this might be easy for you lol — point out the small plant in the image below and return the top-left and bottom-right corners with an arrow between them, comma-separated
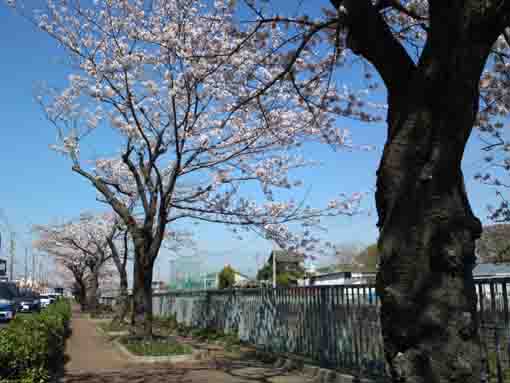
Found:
153,314 -> 178,331
98,320 -> 128,333
176,323 -> 193,337
487,351 -> 510,383
186,326 -> 241,351
120,336 -> 193,357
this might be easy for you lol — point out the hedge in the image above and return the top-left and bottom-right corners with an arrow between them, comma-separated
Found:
0,299 -> 71,383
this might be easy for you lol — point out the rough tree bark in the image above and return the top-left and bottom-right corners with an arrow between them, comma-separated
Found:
76,280 -> 87,311
329,1 -> 506,382
86,270 -> 99,314
113,270 -> 130,325
130,233 -> 156,337
73,155 -> 168,337
107,231 -> 131,326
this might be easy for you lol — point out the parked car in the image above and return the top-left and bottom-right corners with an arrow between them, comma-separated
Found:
0,298 -> 16,321
0,282 -> 20,321
39,295 -> 54,308
18,296 -> 41,313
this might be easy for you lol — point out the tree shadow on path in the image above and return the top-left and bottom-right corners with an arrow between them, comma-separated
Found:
60,358 -> 301,383
61,366 -> 191,383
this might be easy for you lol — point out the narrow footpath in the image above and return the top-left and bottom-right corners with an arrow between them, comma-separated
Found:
62,307 -> 311,383
64,309 -> 128,373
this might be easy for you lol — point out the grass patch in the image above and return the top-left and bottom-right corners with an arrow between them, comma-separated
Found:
152,314 -> 242,353
120,336 -> 193,357
488,351 -> 510,383
98,320 -> 129,333
153,316 -> 178,332
186,327 -> 241,352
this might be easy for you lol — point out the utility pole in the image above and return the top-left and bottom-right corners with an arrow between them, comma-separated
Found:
9,235 -> 15,281
24,247 -> 28,282
272,251 -> 276,289
32,251 -> 36,283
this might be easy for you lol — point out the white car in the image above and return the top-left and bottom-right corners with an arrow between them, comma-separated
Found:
39,295 -> 55,308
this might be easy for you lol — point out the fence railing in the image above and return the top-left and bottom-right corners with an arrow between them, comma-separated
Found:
100,278 -> 510,382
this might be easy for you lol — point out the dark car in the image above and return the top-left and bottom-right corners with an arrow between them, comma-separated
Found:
0,282 -> 19,321
18,296 -> 41,313
0,298 -> 16,321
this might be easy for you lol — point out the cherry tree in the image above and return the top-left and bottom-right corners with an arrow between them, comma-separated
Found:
49,241 -> 90,310
315,1 -> 507,383
76,212 -> 132,324
7,0 -> 510,379
102,212 -> 194,325
33,214 -> 114,312
16,0 -> 363,336
196,1 -> 510,382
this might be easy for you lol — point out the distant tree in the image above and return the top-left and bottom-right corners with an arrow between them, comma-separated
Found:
256,263 -> 272,282
476,224 -> 510,263
256,258 -> 304,287
218,265 -> 236,289
356,243 -> 379,270
33,214 -> 114,313
276,273 -> 293,287
333,242 -> 365,266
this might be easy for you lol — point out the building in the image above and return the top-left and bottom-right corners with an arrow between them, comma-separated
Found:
0,259 -> 7,282
256,250 -> 306,286
304,257 -> 377,286
232,271 -> 251,287
203,272 -> 218,289
306,268 -> 377,286
306,262 -> 510,286
267,250 -> 305,273
203,268 -> 254,289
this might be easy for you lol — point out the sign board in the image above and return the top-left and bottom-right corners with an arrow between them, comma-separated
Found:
0,259 -> 7,278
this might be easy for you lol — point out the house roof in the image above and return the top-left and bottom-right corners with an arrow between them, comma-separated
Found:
337,261 -> 378,273
315,259 -> 377,274
473,263 -> 510,276
205,272 -> 218,279
269,250 -> 305,264
234,270 -> 251,280
208,268 -> 252,281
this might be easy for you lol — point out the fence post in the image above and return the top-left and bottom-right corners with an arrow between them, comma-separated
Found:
320,287 -> 329,367
496,326 -> 504,383
205,289 -> 211,329
481,332 -> 490,383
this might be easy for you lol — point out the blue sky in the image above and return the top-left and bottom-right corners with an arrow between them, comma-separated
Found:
0,2 -> 502,281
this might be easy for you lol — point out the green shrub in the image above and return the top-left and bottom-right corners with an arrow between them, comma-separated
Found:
218,265 -> 236,289
0,300 -> 71,383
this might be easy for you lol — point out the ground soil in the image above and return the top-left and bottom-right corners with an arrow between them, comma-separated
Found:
61,306 -> 311,383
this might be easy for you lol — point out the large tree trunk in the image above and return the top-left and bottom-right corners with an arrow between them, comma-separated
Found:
86,272 -> 99,314
76,280 -> 88,311
375,40 -> 492,382
112,268 -> 129,326
130,248 -> 154,337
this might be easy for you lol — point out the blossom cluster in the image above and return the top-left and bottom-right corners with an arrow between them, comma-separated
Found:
22,0 -> 376,258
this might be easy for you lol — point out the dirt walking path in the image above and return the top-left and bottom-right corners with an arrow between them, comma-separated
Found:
62,307 -> 311,383
64,309 -> 128,373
